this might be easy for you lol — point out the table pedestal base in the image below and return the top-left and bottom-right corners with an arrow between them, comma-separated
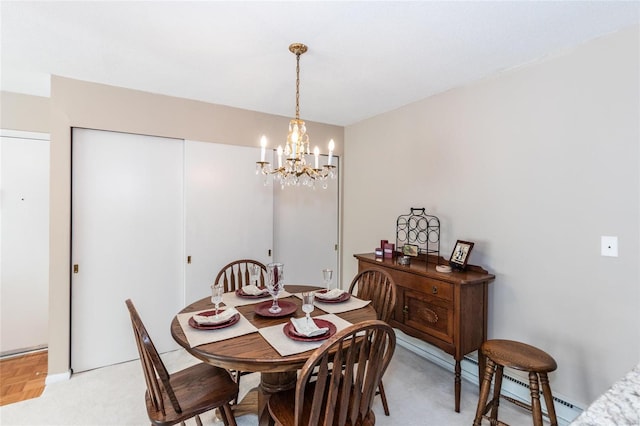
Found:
258,371 -> 297,426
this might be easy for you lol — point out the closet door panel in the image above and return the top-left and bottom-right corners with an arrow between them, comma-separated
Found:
185,140 -> 273,302
273,156 -> 339,286
71,129 -> 183,372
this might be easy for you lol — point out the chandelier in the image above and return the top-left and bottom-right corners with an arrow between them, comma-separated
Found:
256,43 -> 337,189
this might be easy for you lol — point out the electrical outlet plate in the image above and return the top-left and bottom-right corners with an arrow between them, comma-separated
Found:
601,236 -> 618,257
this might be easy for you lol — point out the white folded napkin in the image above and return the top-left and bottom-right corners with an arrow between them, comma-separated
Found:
241,285 -> 269,296
315,288 -> 346,300
192,307 -> 239,325
289,317 -> 329,337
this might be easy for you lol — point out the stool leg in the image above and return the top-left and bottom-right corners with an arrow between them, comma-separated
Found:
539,373 -> 558,426
474,358 -> 496,426
489,365 -> 504,422
529,372 -> 543,426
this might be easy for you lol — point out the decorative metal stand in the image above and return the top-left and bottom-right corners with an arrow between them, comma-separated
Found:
396,208 -> 440,263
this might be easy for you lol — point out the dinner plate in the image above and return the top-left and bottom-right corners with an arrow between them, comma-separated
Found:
283,318 -> 337,342
314,289 -> 351,303
254,299 -> 297,317
235,287 -> 270,299
188,311 -> 240,330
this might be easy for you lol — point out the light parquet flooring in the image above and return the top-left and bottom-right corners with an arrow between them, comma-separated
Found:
0,351 -> 47,406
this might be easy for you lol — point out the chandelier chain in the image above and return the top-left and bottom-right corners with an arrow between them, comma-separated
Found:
295,51 -> 301,120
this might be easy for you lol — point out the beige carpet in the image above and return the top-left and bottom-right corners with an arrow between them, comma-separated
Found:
0,344 -> 535,425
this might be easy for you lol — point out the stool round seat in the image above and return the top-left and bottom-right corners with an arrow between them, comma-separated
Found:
474,339 -> 558,426
482,339 -> 557,373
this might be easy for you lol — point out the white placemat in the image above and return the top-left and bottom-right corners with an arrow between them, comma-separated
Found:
293,292 -> 371,314
177,308 -> 258,348
222,290 -> 291,307
258,313 -> 352,356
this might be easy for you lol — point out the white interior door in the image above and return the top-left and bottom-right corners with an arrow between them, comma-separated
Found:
0,130 -> 50,355
273,156 -> 339,287
184,140 -> 273,302
71,129 -> 184,372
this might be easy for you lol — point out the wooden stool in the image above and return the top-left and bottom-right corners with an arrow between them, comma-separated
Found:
473,339 -> 558,426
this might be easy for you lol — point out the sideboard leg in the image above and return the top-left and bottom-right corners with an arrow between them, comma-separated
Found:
455,360 -> 461,412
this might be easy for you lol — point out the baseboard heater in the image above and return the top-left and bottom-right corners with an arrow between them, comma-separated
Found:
395,330 -> 582,426
0,344 -> 47,359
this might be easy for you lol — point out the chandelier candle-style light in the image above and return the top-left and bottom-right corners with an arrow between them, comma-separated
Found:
256,43 -> 337,189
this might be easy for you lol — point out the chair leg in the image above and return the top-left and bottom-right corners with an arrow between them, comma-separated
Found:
194,415 -> 202,426
233,371 -> 242,404
220,403 -> 237,426
378,380 -> 390,416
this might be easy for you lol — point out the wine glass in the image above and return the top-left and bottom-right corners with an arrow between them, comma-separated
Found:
302,292 -> 315,326
211,284 -> 224,318
248,264 -> 261,286
322,268 -> 334,290
266,263 -> 284,314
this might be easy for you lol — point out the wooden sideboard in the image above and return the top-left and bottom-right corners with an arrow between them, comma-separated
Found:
354,253 -> 495,412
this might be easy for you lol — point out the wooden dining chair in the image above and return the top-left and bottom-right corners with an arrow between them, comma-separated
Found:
268,320 -> 396,426
348,268 -> 397,416
125,299 -> 238,426
214,259 -> 267,293
213,259 -> 267,398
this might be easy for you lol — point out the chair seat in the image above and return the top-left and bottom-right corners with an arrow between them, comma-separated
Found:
268,381 -> 376,426
481,339 -> 557,373
146,360 -> 238,426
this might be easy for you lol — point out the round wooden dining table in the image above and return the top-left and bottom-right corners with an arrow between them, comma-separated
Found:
171,285 -> 377,426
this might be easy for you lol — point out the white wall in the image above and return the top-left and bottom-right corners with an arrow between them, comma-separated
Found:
343,26 -> 639,407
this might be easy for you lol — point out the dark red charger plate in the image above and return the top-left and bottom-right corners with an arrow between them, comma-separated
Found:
314,289 -> 351,303
235,287 -> 270,299
254,299 -> 297,317
188,310 -> 240,330
283,318 -> 337,342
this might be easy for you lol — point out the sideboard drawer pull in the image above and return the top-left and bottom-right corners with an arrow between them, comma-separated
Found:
432,285 -> 438,294
403,306 -> 409,315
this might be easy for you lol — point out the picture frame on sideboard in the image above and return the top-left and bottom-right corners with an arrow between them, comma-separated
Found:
449,240 -> 474,270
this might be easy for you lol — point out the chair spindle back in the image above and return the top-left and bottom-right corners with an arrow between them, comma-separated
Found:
214,259 -> 267,293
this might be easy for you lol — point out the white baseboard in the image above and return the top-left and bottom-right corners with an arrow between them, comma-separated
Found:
45,370 -> 71,385
395,329 -> 583,426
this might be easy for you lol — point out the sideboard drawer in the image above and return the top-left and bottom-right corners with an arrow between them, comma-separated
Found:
404,289 -> 453,343
384,267 -> 453,301
422,278 -> 452,301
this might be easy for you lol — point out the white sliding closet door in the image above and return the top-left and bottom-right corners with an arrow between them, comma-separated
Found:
71,129 -> 183,373
273,156 -> 339,287
185,140 -> 273,302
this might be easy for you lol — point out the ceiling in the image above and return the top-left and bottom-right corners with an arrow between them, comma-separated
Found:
1,1 -> 638,126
